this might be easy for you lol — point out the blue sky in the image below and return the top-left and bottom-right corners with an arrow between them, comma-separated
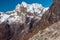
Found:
0,0 -> 53,12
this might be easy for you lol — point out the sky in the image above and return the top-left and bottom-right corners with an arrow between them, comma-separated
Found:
0,0 -> 53,12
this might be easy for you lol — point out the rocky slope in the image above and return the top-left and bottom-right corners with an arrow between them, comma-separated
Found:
0,2 -> 48,40
29,21 -> 60,40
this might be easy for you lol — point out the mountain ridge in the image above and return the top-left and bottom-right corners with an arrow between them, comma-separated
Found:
0,2 -> 48,24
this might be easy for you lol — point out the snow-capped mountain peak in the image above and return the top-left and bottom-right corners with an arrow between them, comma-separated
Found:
21,1 -> 28,8
0,2 -> 49,24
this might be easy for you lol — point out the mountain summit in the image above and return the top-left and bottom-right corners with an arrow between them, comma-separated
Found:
0,2 -> 48,24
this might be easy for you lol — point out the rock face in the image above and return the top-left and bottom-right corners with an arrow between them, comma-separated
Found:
48,0 -> 60,24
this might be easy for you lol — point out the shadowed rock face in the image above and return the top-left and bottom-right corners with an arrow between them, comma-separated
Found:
0,0 -> 60,40
0,22 -> 14,40
49,0 -> 60,24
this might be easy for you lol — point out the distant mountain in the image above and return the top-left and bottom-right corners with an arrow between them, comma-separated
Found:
0,2 -> 49,40
0,2 -> 48,24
